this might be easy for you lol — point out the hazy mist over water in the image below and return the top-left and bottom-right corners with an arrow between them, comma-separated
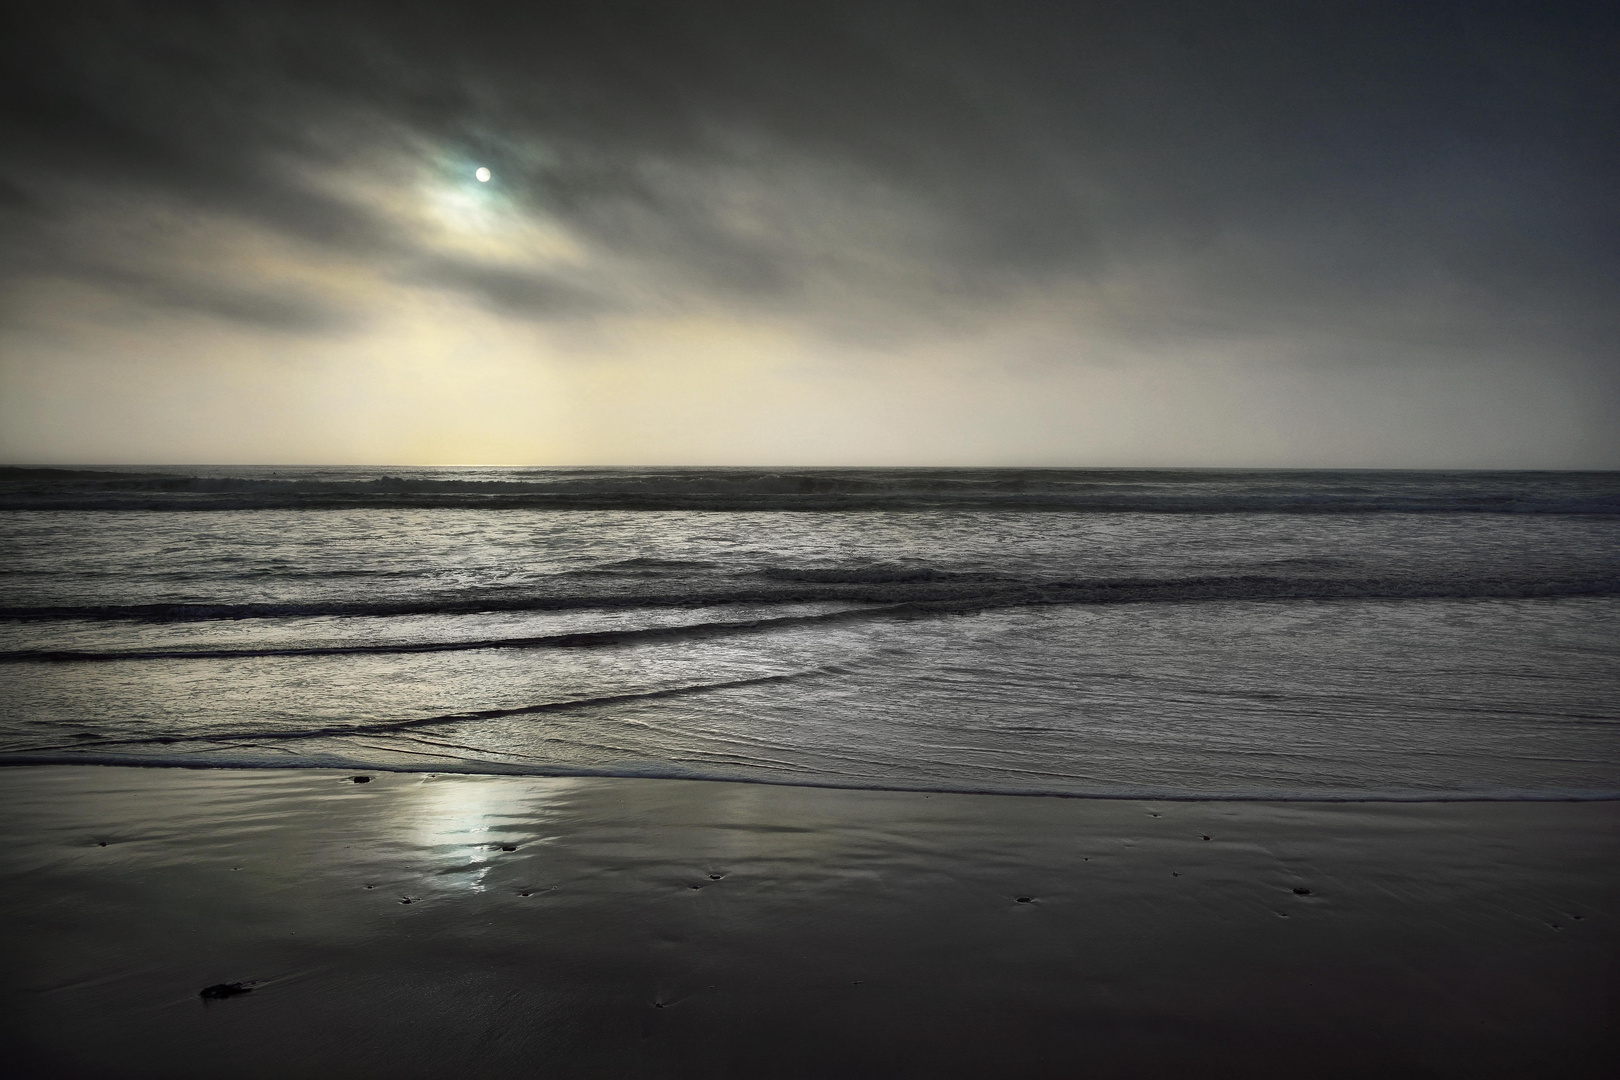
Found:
3,468 -> 1616,800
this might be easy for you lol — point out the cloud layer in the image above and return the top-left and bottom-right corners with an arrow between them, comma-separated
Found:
1,1 -> 1615,465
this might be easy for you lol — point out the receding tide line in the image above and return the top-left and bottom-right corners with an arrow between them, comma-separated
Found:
0,752 -> 1616,803
4,670 -> 820,755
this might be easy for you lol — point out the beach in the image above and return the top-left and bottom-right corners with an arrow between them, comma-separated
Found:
6,0 -> 1618,1070
3,765 -> 1614,1077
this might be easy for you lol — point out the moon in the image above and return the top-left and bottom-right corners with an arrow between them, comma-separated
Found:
475,167 -> 491,182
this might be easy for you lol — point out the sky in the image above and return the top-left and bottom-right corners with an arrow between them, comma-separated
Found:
1,1 -> 1615,467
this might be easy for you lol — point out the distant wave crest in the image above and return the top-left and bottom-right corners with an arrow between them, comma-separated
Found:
4,466 -> 1618,513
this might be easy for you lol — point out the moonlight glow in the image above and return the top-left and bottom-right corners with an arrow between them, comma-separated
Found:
474,167 -> 491,182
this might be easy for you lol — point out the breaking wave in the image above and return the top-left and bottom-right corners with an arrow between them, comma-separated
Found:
2,570 -> 1616,632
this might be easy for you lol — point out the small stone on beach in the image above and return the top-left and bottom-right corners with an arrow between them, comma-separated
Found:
199,982 -> 253,1000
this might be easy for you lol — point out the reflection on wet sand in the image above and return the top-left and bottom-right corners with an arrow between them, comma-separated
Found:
401,774 -> 573,896
2,766 -> 1615,1078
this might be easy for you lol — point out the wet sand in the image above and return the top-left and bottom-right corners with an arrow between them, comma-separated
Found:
1,766 -> 1615,1078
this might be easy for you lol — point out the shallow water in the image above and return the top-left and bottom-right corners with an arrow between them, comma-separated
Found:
2,467 -> 1617,798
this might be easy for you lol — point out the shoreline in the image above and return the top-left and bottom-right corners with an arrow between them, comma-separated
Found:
4,753 -> 1619,803
3,764 -> 1616,1077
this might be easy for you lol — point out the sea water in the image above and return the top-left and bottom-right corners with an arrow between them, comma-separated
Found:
1,467 -> 1616,799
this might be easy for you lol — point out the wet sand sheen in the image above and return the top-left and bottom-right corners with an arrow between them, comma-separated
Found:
1,766 -> 1615,1078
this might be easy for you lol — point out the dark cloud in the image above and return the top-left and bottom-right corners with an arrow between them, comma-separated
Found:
0,1 -> 1615,361
71,262 -> 354,333
407,257 -> 611,320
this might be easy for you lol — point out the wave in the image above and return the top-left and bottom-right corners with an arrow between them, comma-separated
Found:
4,466 -> 1618,513
2,573 -> 1615,645
0,590 -> 879,623
0,605 -> 911,662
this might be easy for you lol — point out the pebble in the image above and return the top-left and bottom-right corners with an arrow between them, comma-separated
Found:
199,982 -> 253,1000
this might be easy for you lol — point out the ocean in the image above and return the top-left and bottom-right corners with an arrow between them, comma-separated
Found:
2,466 -> 1616,799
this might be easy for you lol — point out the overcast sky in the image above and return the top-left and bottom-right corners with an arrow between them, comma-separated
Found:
1,1 -> 1614,466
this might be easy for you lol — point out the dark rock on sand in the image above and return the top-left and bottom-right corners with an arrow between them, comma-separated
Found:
1015,896 -> 1034,903
199,982 -> 253,1000
1293,887 -> 1312,895
349,776 -> 371,784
